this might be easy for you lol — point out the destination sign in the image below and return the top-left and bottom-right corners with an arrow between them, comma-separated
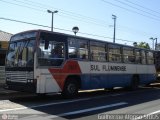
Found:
90,65 -> 126,72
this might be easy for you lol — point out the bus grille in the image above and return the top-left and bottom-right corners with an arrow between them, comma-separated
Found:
6,71 -> 34,83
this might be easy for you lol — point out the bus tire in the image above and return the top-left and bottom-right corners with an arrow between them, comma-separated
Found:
62,79 -> 79,98
130,75 -> 139,91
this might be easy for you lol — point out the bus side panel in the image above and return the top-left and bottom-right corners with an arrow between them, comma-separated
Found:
35,69 -> 61,93
108,74 -> 132,88
79,61 -> 132,90
80,74 -> 132,90
139,74 -> 148,85
137,65 -> 156,85
139,74 -> 156,85
79,62 -> 156,90
34,61 -> 156,93
147,65 -> 157,84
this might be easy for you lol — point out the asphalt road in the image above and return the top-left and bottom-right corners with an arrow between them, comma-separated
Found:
0,84 -> 160,120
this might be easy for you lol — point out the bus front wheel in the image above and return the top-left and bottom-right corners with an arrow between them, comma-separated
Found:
62,80 -> 79,98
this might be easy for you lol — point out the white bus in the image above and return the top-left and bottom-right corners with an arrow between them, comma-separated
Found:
5,30 -> 156,97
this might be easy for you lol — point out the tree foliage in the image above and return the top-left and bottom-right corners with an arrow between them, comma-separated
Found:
133,42 -> 150,49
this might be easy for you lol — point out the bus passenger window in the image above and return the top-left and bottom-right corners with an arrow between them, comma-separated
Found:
147,51 -> 154,64
108,44 -> 121,62
38,40 -> 65,66
51,46 -> 63,58
68,38 -> 78,58
123,47 -> 135,63
141,50 -> 146,64
79,40 -> 88,60
68,38 -> 89,60
90,42 -> 107,61
135,50 -> 141,64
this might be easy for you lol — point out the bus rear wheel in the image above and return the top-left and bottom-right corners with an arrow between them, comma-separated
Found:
62,80 -> 79,98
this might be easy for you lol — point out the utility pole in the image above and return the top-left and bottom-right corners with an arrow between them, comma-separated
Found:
47,10 -> 58,32
150,37 -> 157,50
112,15 -> 117,43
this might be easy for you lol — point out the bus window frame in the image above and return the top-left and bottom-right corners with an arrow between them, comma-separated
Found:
68,37 -> 78,59
141,50 -> 147,65
90,41 -> 107,62
146,51 -> 154,65
78,39 -> 89,60
37,32 -> 67,68
108,44 -> 122,63
68,37 -> 89,60
123,47 -> 135,64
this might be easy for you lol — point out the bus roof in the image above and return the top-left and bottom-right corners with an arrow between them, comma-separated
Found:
12,29 -> 153,51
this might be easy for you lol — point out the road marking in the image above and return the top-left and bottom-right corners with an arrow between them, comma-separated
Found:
0,92 -> 126,112
0,98 -> 91,112
61,102 -> 128,116
133,110 -> 160,120
0,88 -> 154,113
3,102 -> 127,119
47,102 -> 128,119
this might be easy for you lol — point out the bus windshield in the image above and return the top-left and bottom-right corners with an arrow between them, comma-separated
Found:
6,33 -> 36,67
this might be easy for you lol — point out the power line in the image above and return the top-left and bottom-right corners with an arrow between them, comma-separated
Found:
125,0 -> 160,15
17,0 -> 160,37
11,0 -> 108,25
0,0 -> 156,44
114,0 -> 160,18
101,0 -> 160,21
57,14 -> 109,28
0,0 -> 45,12
0,0 -> 110,28
22,0 -> 160,39
0,17 -> 50,28
23,0 -> 107,24
1,0 -> 157,37
0,17 -> 138,43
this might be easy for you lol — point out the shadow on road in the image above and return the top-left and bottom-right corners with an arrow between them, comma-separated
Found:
1,83 -> 160,119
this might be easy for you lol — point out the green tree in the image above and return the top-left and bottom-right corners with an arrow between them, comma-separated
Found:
133,42 -> 150,49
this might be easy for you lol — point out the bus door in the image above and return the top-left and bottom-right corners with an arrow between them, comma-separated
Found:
35,32 -> 67,93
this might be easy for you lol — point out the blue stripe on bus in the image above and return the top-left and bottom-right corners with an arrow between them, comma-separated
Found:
80,74 -> 156,90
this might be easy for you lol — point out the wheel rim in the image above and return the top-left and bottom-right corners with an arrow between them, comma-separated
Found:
67,83 -> 77,94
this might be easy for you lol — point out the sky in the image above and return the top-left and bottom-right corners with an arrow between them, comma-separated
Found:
0,0 -> 160,47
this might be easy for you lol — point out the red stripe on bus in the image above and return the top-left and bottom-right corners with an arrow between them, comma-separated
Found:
49,60 -> 81,89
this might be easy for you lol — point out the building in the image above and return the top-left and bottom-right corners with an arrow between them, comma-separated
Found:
0,30 -> 12,66
0,30 -> 12,85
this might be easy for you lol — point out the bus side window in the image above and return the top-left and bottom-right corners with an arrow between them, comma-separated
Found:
141,50 -> 146,64
68,38 -> 78,58
108,44 -> 121,62
38,39 -> 65,66
78,40 -> 88,60
123,47 -> 135,63
135,49 -> 141,64
90,42 -> 107,61
147,51 -> 154,64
